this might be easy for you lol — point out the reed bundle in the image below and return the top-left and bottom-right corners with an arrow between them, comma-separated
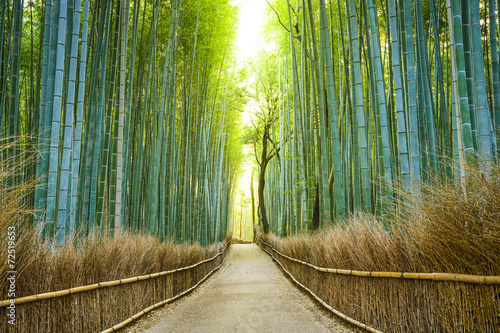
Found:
0,230 -> 230,332
259,237 -> 499,332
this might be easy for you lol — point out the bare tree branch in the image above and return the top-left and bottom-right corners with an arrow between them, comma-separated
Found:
266,0 -> 291,33
267,146 -> 281,162
265,0 -> 302,42
254,136 -> 261,166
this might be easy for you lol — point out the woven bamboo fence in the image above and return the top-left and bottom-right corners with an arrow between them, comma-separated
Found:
0,242 -> 229,332
258,238 -> 500,332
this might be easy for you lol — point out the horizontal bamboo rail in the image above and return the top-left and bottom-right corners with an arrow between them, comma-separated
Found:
0,241 -> 229,308
257,240 -> 383,333
100,243 -> 230,333
258,239 -> 500,284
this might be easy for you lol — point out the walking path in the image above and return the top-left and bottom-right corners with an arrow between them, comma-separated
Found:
131,244 -> 357,333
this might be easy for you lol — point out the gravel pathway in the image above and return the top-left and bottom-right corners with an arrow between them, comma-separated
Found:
122,244 -> 359,333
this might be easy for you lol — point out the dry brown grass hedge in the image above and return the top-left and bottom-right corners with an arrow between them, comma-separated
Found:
260,163 -> 500,332
0,229 -> 226,299
0,228 -> 229,332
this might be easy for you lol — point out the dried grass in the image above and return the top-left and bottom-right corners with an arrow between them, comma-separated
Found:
0,137 -> 36,284
1,230 -> 226,296
260,163 -> 500,332
0,228 -> 229,332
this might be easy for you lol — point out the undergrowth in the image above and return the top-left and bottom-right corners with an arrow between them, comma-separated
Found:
0,229 -> 226,300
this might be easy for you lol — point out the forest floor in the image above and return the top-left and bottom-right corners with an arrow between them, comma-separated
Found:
121,244 -> 359,333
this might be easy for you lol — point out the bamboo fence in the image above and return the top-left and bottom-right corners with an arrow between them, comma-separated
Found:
0,242 -> 230,332
258,238 -> 500,332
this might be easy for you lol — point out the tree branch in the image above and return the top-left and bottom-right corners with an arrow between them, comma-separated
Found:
254,136 -> 261,166
250,117 -> 263,142
267,146 -> 281,161
266,0 -> 302,42
266,0 -> 291,33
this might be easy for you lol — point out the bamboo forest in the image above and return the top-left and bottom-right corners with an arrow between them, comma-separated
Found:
1,0 -> 499,332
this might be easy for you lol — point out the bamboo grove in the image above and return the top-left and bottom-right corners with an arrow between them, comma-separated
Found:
0,0 -> 244,246
254,0 -> 500,235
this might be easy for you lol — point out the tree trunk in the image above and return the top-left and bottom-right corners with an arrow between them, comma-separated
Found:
258,123 -> 271,233
251,170 -> 256,242
312,182 -> 320,231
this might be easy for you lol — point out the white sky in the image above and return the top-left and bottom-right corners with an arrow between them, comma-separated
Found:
232,0 -> 267,205
233,0 -> 267,63
233,0 -> 269,124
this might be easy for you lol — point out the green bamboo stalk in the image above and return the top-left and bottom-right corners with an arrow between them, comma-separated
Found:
469,0 -> 493,162
7,0 -> 22,140
320,0 -> 344,219
489,0 -> 500,159
120,0 -> 138,230
6,0 -> 23,191
34,0 -> 54,226
387,0 -> 409,188
447,0 -> 466,189
285,0 -> 309,231
0,0 -> 7,135
461,0 -> 478,151
45,0 -> 64,241
366,0 -> 394,209
131,7 -> 154,233
449,0 -> 475,160
306,0 -> 332,224
415,0 -> 438,175
70,0 -> 89,233
153,0 -> 182,236
346,0 -> 372,211
89,0 -> 111,233
279,63 -> 286,236
112,0 -> 130,234
57,0 -> 82,244
402,0 -> 421,184
429,0 -> 451,177
96,0 -> 122,231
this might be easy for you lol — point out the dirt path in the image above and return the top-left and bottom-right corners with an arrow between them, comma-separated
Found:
126,244 -> 358,333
